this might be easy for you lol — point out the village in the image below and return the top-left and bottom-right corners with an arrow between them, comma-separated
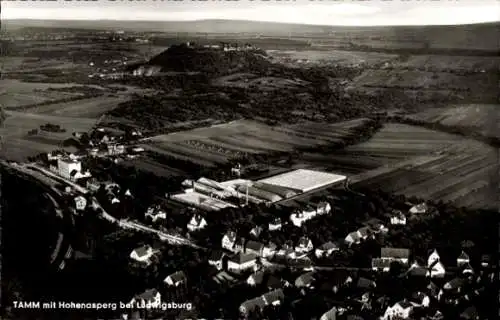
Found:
8,124 -> 496,320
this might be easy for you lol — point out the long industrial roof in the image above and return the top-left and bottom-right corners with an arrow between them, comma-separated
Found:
258,169 -> 346,193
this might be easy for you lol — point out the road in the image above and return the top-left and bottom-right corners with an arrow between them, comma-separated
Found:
118,219 -> 204,250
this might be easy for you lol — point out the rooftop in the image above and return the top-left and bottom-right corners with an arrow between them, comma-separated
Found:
258,169 -> 346,193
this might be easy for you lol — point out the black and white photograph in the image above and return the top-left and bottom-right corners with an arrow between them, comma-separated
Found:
0,0 -> 498,319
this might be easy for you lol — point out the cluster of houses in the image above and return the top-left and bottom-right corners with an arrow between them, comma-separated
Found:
232,246 -> 493,319
345,203 -> 429,247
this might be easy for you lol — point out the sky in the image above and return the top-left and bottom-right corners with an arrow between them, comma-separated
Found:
2,0 -> 499,26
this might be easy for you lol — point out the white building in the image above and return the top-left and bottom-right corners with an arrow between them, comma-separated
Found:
383,301 -> 414,320
268,218 -> 282,231
130,245 -> 157,265
316,201 -> 331,215
187,214 -> 207,232
295,237 -> 314,254
163,271 -> 187,287
409,203 -> 428,215
57,158 -> 82,180
222,231 -> 237,251
457,251 -> 470,267
129,289 -> 161,306
74,196 -> 87,211
390,210 -> 407,225
227,253 -> 257,272
427,249 -> 441,267
315,241 -> 340,258
145,206 -> 167,222
427,261 -> 446,278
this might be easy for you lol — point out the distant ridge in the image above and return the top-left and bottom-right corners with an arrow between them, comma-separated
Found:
3,18 -> 499,32
3,19 -> 499,51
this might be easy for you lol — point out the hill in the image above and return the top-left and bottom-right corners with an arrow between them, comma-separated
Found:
132,44 -> 270,75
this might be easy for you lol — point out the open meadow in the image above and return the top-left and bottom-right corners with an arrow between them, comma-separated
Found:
0,111 -> 96,161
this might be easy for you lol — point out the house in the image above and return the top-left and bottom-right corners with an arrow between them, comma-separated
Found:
427,249 -> 441,267
245,240 -> 265,256
460,263 -> 474,275
74,196 -> 87,211
443,277 -> 465,293
290,208 -> 316,227
227,252 -> 257,271
222,231 -> 237,251
390,210 -> 407,225
124,189 -> 133,198
411,292 -> 430,307
208,250 -> 225,270
406,261 -> 428,277
249,226 -> 263,239
356,277 -> 376,289
316,201 -> 331,215
409,202 -> 428,214
239,297 -> 266,315
247,271 -> 265,286
268,217 -> 282,231
460,306 -> 479,320
262,289 -> 285,306
108,192 -> 120,205
295,272 -> 315,288
129,289 -> 161,306
145,206 -> 167,222
480,254 -> 491,268
86,178 -> 101,192
315,241 -> 340,258
345,231 -> 361,246
187,214 -> 207,232
365,218 -> 388,233
427,260 -> 446,278
163,271 -> 187,287
372,258 -> 392,272
357,226 -> 372,240
262,242 -> 277,258
427,281 -> 442,300
457,251 -> 470,267
381,247 -> 410,265
430,310 -> 444,320
295,236 -> 313,254
129,245 -> 157,265
382,301 -> 414,320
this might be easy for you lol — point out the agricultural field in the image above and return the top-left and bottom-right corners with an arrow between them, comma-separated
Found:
267,50 -> 398,66
347,123 -> 498,210
0,111 -> 96,161
30,95 -> 129,118
139,118 -> 373,166
405,104 -> 500,138
352,69 -> 472,90
391,55 -> 500,71
120,156 -> 187,177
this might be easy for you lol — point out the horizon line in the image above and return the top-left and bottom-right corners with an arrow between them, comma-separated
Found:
3,18 -> 499,28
